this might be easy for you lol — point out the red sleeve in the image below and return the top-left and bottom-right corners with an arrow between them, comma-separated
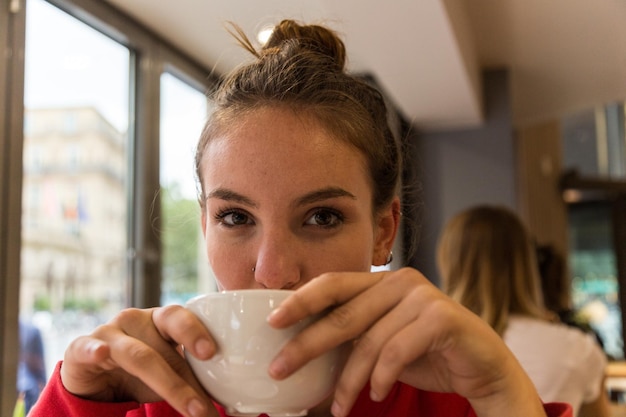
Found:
32,363 -> 572,417
29,362 -> 217,417
347,382 -> 574,417
29,361 -> 144,417
543,402 -> 573,417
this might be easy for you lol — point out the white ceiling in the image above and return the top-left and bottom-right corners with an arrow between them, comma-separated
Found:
103,0 -> 626,130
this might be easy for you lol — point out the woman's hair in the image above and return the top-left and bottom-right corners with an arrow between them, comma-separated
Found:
536,244 -> 572,313
195,20 -> 400,216
437,205 -> 546,335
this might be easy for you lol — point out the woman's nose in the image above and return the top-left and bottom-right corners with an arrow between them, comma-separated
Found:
253,231 -> 301,289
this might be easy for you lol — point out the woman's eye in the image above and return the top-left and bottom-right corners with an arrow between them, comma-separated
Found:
216,210 -> 252,227
305,209 -> 343,228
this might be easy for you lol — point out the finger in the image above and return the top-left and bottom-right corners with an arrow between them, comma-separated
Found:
371,319 -> 435,400
268,282 -> 382,380
108,308 -> 217,402
268,271 -> 415,380
65,335 -> 116,370
153,305 -> 216,360
106,328 -> 216,417
61,335 -> 118,400
370,292 -> 470,398
267,271 -> 385,328
331,290 -> 423,415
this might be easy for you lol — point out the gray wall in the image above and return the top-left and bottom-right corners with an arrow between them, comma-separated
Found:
407,69 -> 517,286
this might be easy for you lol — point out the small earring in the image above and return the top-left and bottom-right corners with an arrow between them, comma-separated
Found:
252,266 -> 256,272
385,251 -> 393,265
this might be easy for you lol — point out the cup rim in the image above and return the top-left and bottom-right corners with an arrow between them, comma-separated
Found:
185,289 -> 296,306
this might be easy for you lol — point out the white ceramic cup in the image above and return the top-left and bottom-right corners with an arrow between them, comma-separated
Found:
185,289 -> 344,417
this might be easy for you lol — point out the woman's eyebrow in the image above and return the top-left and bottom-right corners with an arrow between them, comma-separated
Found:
295,187 -> 357,206
206,188 -> 258,208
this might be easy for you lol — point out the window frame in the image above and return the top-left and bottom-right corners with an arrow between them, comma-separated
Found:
0,0 -> 216,413
1,0 -> 27,413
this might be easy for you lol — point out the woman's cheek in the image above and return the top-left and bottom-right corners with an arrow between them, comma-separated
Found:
211,267 -> 254,290
207,246 -> 256,290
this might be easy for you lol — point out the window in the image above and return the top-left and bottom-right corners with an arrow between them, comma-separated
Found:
159,72 -> 214,305
0,0 -> 214,413
561,102 -> 626,360
20,0 -> 131,394
568,202 -> 622,359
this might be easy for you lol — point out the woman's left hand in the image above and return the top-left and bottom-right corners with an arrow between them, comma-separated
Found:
266,267 -> 546,417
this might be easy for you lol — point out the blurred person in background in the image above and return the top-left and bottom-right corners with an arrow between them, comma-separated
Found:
437,205 -> 610,417
535,244 -> 606,354
17,318 -> 46,414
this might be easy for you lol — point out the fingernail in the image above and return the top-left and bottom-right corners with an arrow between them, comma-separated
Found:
195,339 -> 214,359
87,340 -> 102,354
267,307 -> 284,324
370,389 -> 381,402
268,356 -> 288,379
331,400 -> 343,417
187,398 -> 206,417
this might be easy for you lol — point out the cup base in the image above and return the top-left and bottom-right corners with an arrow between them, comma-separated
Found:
225,406 -> 308,417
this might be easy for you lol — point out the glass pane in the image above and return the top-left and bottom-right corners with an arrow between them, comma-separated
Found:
160,72 -> 214,305
568,202 -> 622,359
561,108 -> 601,177
19,0 -> 130,411
561,103 -> 626,179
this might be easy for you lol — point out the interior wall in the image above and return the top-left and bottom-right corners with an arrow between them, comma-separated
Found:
408,68 -> 517,286
516,121 -> 568,256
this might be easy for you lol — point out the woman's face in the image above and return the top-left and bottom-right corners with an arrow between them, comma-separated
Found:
199,106 -> 397,290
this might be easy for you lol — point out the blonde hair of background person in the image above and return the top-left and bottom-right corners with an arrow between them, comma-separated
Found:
437,205 -> 610,417
437,205 -> 547,335
29,21 -> 572,417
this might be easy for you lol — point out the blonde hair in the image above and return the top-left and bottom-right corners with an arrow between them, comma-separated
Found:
437,205 -> 546,335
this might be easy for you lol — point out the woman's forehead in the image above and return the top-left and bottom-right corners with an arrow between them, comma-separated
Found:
206,108 -> 363,166
200,108 -> 372,200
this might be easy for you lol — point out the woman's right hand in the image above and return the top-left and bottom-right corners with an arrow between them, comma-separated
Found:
60,306 -> 219,417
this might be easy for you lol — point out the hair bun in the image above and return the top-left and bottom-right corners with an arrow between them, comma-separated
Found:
263,20 -> 346,71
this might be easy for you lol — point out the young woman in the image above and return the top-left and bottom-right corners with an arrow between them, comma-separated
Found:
31,21 -> 571,417
437,205 -> 608,417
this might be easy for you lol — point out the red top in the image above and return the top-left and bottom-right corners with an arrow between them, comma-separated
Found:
31,362 -> 573,417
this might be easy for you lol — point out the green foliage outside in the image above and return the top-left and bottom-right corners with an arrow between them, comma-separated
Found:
63,297 -> 101,313
33,295 -> 51,311
161,183 -> 200,297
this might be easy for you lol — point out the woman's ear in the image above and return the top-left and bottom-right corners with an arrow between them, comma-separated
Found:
372,197 -> 401,266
